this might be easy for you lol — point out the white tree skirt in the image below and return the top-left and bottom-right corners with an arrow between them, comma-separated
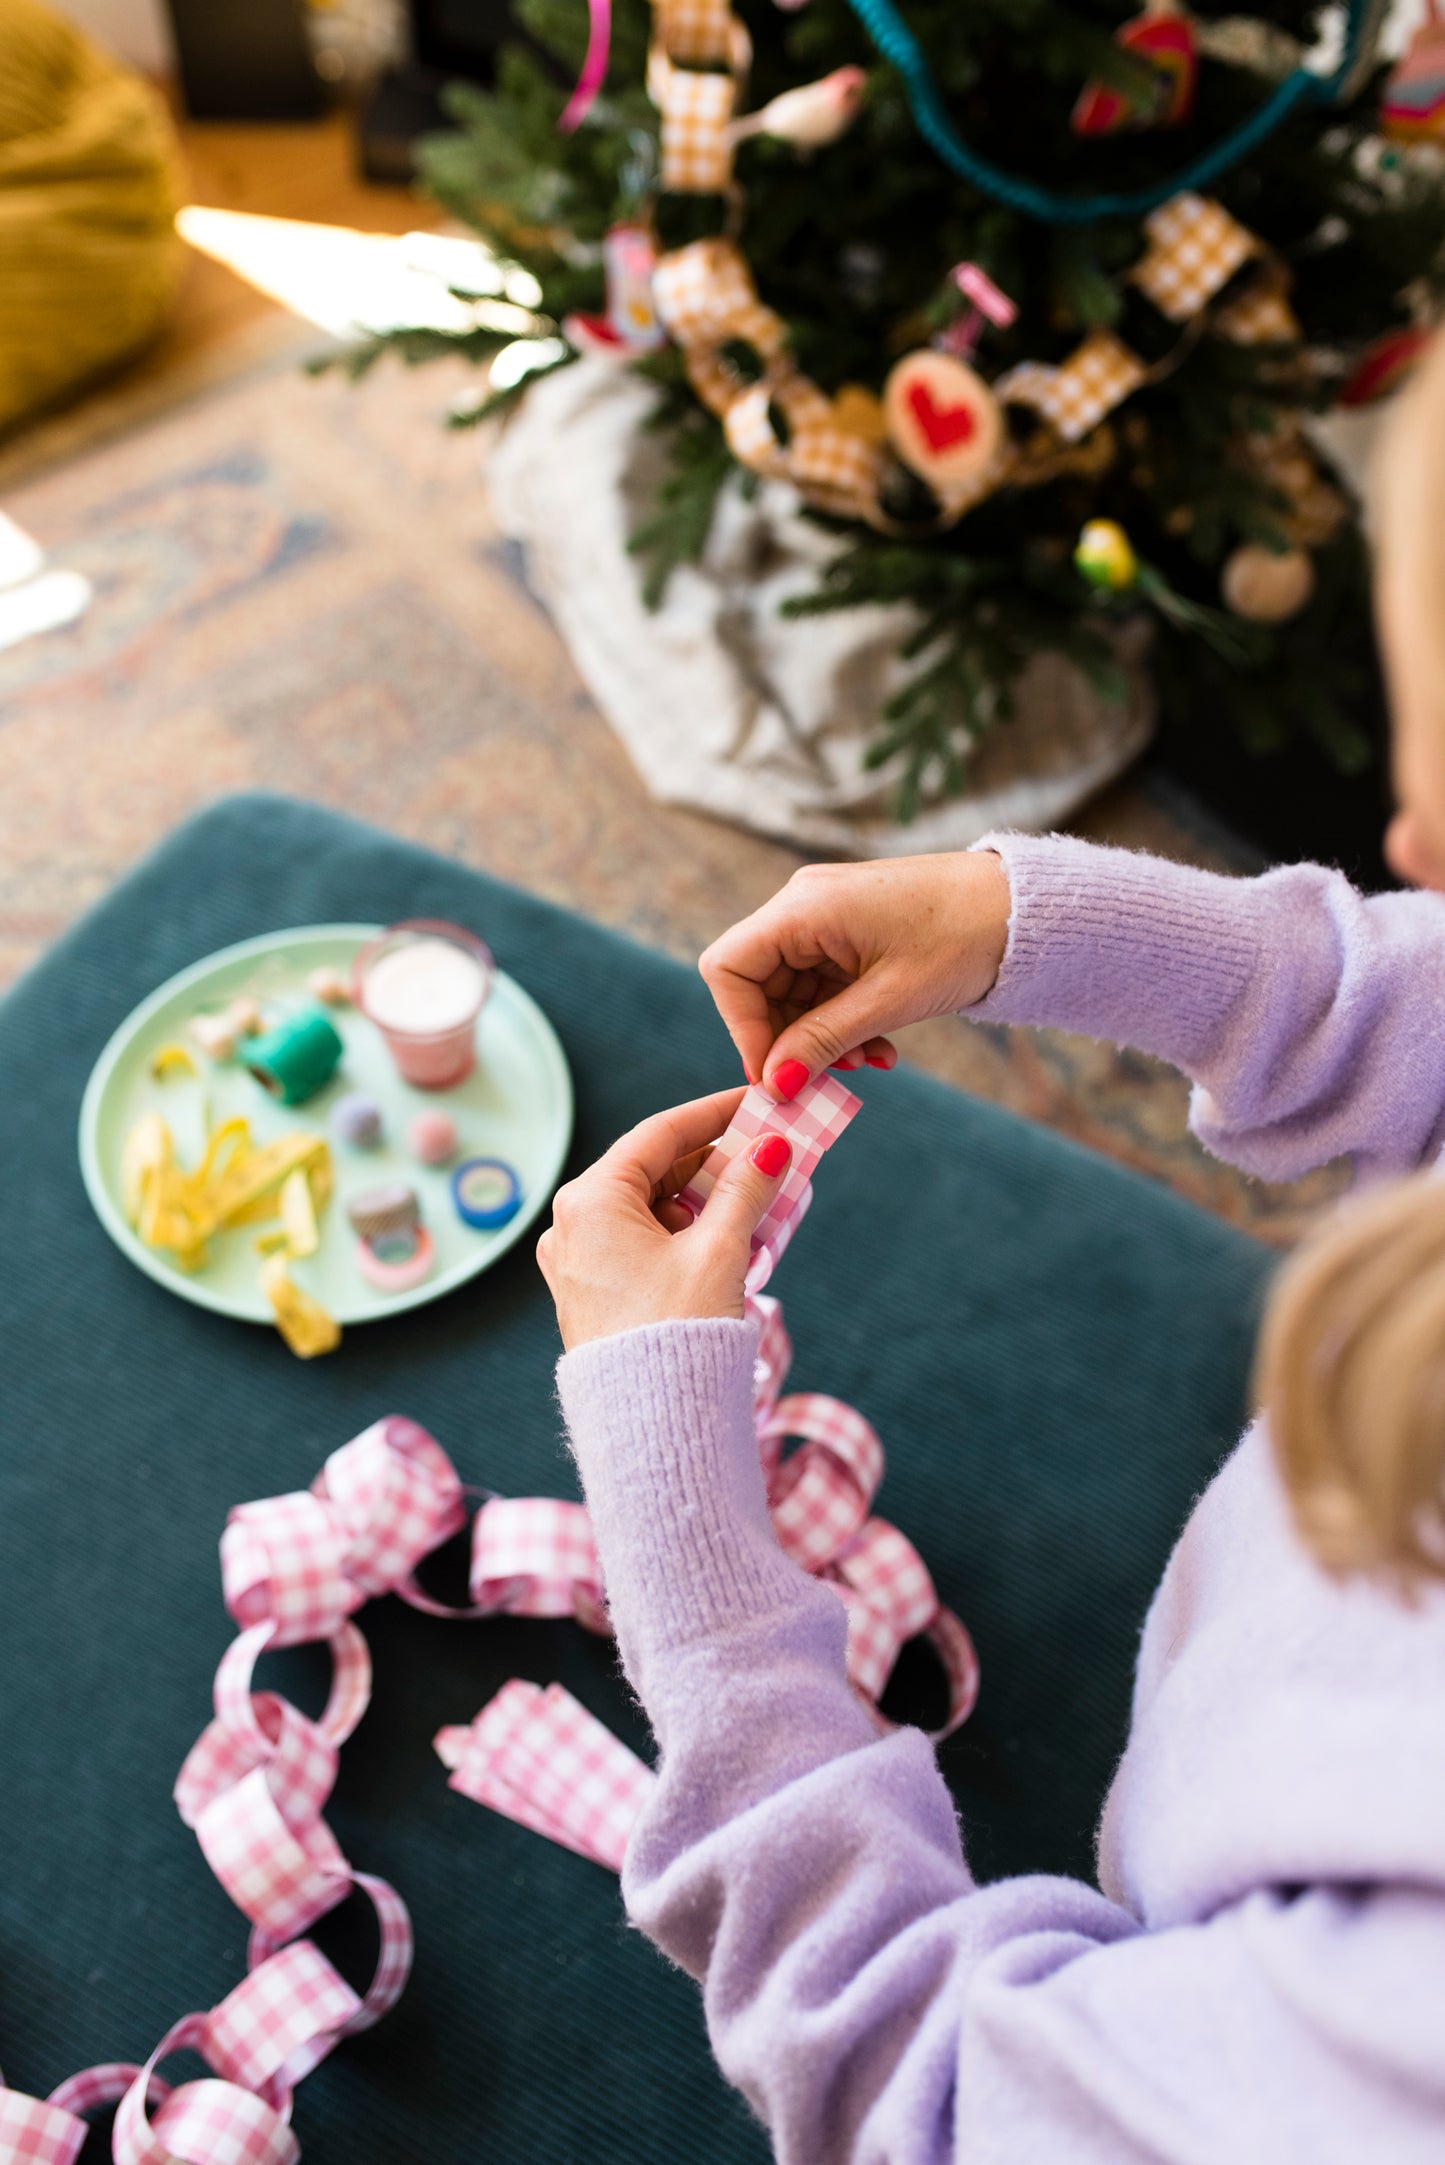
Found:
486,356 -> 1155,856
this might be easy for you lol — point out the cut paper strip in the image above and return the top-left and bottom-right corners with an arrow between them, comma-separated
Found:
679,1072 -> 861,1271
437,1681 -> 655,1872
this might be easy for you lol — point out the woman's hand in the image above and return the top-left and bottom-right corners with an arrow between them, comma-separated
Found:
536,1086 -> 793,1352
699,851 -> 1011,1099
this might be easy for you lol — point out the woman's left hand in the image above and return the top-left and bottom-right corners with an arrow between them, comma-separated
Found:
536,1086 -> 793,1351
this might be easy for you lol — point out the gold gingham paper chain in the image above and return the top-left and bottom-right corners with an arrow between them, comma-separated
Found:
640,5 -> 1336,541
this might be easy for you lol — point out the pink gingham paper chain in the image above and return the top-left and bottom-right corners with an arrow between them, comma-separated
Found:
0,1942 -> 366,2165
748,1290 -> 979,1738
0,1073 -> 975,2145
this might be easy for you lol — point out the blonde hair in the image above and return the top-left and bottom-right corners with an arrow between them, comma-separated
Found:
1257,1174 -> 1445,1591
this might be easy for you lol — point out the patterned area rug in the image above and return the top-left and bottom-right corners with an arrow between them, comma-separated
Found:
0,341 -> 1342,1242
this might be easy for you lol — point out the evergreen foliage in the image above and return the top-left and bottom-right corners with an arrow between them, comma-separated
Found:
367,1 -> 1445,813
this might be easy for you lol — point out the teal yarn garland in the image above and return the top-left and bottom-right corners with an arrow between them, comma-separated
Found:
840,0 -> 1386,224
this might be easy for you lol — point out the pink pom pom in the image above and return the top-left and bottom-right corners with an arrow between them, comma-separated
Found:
409,1111 -> 459,1167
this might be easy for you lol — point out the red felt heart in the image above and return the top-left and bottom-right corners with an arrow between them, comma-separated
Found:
907,379 -> 977,453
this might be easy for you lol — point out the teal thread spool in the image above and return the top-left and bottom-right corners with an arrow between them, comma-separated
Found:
245,1006 -> 343,1106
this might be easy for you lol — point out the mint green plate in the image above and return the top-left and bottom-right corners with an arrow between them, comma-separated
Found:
78,925 -> 573,1328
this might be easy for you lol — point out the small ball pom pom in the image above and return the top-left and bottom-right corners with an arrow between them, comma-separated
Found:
308,965 -> 352,1007
190,1013 -> 238,1061
223,996 -> 263,1037
1075,520 -> 1139,592
331,1092 -> 384,1150
1220,544 -> 1315,624
408,1110 -> 458,1167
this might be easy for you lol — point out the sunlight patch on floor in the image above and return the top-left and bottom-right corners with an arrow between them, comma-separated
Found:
0,511 -> 91,655
175,210 -> 545,340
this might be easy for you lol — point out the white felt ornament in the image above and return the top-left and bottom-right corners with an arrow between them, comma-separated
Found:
882,350 -> 1004,491
1220,542 -> 1315,623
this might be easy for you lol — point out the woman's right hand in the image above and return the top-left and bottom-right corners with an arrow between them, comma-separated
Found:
699,850 -> 1012,1098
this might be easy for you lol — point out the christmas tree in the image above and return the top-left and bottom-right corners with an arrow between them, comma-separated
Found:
349,0 -> 1445,818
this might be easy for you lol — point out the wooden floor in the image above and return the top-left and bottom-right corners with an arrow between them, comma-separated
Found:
155,98 -> 443,374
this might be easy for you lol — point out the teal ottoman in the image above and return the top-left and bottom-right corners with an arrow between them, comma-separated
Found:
0,796 -> 1273,2162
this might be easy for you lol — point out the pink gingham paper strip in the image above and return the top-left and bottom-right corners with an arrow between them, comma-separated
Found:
437,1681 -> 655,1872
0,2084 -> 88,2165
679,1073 -> 861,1280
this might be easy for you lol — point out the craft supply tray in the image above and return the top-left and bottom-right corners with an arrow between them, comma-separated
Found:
79,925 -> 573,1326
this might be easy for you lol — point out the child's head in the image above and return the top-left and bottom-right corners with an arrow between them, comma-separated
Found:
1258,1174 -> 1445,1591
1377,329 -> 1445,889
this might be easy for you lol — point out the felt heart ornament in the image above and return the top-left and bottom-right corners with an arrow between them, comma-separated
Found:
883,350 -> 1003,491
908,381 -> 976,451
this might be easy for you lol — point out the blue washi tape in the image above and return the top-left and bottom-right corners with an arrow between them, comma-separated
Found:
451,1156 -> 522,1231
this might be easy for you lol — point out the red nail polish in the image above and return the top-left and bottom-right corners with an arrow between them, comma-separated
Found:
772,1059 -> 809,1100
751,1133 -> 790,1178
865,1054 -> 890,1069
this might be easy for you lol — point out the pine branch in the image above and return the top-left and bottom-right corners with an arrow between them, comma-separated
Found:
626,403 -> 735,608
348,0 -> 1441,808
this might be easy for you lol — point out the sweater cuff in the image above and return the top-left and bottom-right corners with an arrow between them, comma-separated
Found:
964,831 -> 1257,1063
556,1318 -> 803,1654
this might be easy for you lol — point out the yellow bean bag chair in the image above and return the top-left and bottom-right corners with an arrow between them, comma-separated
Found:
0,0 -> 184,432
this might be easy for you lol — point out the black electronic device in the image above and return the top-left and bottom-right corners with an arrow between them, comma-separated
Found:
356,0 -> 547,182
165,0 -> 324,120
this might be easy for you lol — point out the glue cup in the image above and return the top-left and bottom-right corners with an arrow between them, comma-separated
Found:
354,920 -> 494,1089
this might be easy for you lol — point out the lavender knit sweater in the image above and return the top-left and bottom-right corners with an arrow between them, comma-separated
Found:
556,835 -> 1445,2163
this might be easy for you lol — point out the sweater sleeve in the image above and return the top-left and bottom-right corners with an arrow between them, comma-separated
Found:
555,1321 -> 1442,2163
969,832 -> 1445,1183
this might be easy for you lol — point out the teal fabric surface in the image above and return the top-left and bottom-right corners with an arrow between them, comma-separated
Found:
0,795 -> 1274,2163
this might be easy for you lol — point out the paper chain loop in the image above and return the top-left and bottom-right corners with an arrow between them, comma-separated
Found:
3,1076 -> 974,2156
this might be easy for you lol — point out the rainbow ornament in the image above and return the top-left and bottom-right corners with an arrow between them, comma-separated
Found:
1073,2 -> 1198,136
1381,6 -> 1445,144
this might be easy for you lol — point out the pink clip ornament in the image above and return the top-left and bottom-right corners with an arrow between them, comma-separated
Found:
937,262 -> 1017,361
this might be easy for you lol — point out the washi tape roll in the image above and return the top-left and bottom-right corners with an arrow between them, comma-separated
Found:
245,1007 -> 343,1106
451,1157 -> 523,1231
346,1183 -> 421,1244
356,1227 -> 435,1292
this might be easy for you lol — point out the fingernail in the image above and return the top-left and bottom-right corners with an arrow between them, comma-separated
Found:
772,1059 -> 809,1100
751,1133 -> 790,1178
865,1053 -> 890,1069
